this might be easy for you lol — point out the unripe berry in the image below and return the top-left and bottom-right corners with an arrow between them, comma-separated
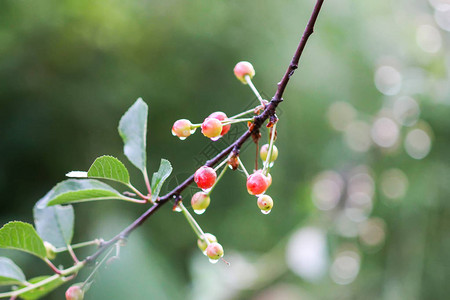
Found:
234,61 -> 255,84
44,241 -> 57,260
65,286 -> 84,300
206,242 -> 224,260
197,233 -> 218,252
257,195 -> 274,213
209,111 -> 231,136
247,171 -> 269,195
201,118 -> 223,139
260,144 -> 279,163
172,119 -> 193,139
191,192 -> 210,214
194,166 -> 217,190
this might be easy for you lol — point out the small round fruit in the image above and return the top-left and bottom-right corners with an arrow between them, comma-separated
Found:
191,192 -> 211,212
247,171 -> 269,195
201,118 -> 223,139
206,242 -> 224,260
172,119 -> 193,139
209,111 -> 231,136
44,241 -> 57,260
194,166 -> 217,189
234,61 -> 255,84
265,173 -> 272,187
197,233 -> 218,252
257,195 -> 274,212
65,286 -> 84,300
260,144 -> 279,162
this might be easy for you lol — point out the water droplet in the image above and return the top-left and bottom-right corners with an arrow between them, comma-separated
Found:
269,162 -> 274,168
173,206 -> 182,212
202,250 -> 207,256
190,128 -> 197,134
210,136 -> 222,142
202,188 -> 212,193
209,258 -> 219,264
171,129 -> 177,136
194,209 -> 206,215
178,136 -> 187,141
261,209 -> 271,215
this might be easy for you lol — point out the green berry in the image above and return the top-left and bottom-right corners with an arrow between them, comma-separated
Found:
260,144 -> 278,163
197,233 -> 217,252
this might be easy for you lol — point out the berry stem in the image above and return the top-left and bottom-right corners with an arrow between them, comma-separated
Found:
237,156 -> 250,178
55,239 -> 103,253
207,164 -> 228,196
44,258 -> 62,275
245,75 -> 265,106
179,202 -> 207,240
67,244 -> 80,264
263,123 -> 277,174
213,158 -> 228,172
229,108 -> 255,120
221,118 -> 253,126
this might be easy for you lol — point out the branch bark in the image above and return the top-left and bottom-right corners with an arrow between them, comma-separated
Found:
86,0 -> 325,264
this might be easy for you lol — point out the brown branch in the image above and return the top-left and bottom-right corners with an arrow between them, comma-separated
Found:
86,0 -> 325,264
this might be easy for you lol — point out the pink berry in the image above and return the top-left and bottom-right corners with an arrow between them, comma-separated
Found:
260,144 -> 279,163
65,286 -> 84,300
257,195 -> 274,212
206,242 -> 224,260
172,119 -> 193,139
265,173 -> 272,187
201,117 -> 223,139
247,171 -> 269,195
209,111 -> 231,136
194,166 -> 217,189
191,192 -> 211,213
233,61 -> 255,84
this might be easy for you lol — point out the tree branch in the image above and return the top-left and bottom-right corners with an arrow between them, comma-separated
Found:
86,0 -> 325,265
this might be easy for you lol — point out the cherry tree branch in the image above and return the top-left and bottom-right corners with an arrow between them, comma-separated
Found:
86,0 -> 325,264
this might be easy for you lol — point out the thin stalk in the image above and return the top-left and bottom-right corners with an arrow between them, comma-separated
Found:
67,244 -> 79,264
143,168 -> 152,198
263,123 -> 277,174
237,157 -> 250,178
55,239 -> 102,253
120,195 -> 147,204
229,108 -> 256,120
245,75 -> 265,106
207,164 -> 228,196
44,258 -> 61,275
127,183 -> 149,201
179,203 -> 207,239
82,246 -> 115,289
221,118 -> 253,126
213,158 -> 228,172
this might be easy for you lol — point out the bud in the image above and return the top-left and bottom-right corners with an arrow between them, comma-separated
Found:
44,241 -> 57,260
234,61 -> 255,84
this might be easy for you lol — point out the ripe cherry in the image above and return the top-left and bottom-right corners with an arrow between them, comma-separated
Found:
247,170 -> 269,195
172,119 -> 193,139
234,61 -> 255,84
194,166 -> 217,190
65,286 -> 84,300
201,117 -> 223,139
191,192 -> 211,214
209,111 -> 231,136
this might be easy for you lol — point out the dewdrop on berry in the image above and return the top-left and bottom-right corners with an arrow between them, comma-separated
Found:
257,194 -> 274,214
172,119 -> 195,140
191,192 -> 210,215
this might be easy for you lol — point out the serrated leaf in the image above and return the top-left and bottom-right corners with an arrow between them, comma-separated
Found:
44,179 -> 126,206
0,222 -> 47,259
18,275 -> 65,300
34,190 -> 74,248
151,159 -> 172,201
118,98 -> 148,173
0,257 -> 26,286
87,155 -> 130,184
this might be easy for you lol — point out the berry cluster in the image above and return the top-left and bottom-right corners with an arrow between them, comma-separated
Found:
171,62 -> 280,263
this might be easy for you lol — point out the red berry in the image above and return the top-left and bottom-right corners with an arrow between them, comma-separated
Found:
247,171 -> 269,195
209,111 -> 231,136
206,242 -> 224,260
172,119 -> 193,139
65,286 -> 84,300
234,61 -> 255,84
265,173 -> 272,187
201,118 -> 223,139
191,192 -> 211,213
194,166 -> 217,189
257,195 -> 274,212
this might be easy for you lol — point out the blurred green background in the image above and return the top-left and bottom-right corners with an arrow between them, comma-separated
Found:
1,0 -> 449,299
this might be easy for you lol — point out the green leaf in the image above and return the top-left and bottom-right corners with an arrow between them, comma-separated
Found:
0,257 -> 26,286
118,98 -> 148,173
0,222 -> 47,259
18,276 -> 65,300
151,159 -> 173,201
87,155 -> 130,184
45,179 -> 125,206
34,190 -> 74,248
